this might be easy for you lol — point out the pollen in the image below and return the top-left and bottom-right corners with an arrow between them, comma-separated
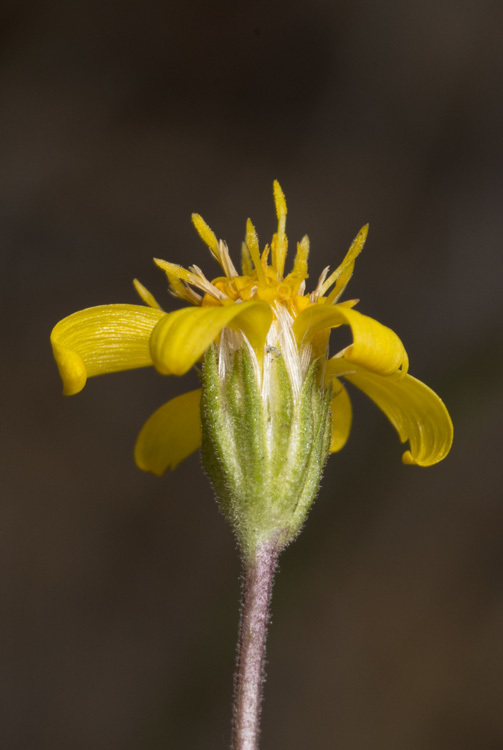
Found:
205,271 -> 311,317
154,182 -> 367,324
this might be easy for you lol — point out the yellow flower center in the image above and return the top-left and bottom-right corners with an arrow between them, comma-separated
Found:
150,180 -> 367,328
202,269 -> 311,318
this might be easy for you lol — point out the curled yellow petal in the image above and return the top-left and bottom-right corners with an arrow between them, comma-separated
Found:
329,377 -> 352,453
150,300 -> 273,376
134,389 -> 202,475
294,304 -> 408,376
326,358 -> 453,466
50,305 -> 165,396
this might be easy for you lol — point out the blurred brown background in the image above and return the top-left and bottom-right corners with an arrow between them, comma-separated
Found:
2,0 -> 502,748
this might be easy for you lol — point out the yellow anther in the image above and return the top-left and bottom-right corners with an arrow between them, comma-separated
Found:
191,213 -> 219,258
292,235 -> 309,278
154,258 -> 192,283
154,259 -> 202,304
241,241 -> 252,276
246,218 -> 266,284
324,224 -> 369,303
218,240 -> 239,278
133,279 -> 162,310
273,180 -> 287,222
272,180 -> 288,277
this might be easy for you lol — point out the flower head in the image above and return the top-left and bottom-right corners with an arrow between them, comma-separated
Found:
51,182 -> 453,481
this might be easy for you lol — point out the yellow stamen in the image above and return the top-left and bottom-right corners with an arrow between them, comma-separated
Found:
241,240 -> 252,276
272,180 -> 288,277
191,213 -> 219,258
188,265 -> 227,300
323,224 -> 368,303
218,240 -> 239,278
285,234 -> 309,294
310,266 -> 330,302
246,218 -> 266,284
154,259 -> 202,304
154,258 -> 192,284
192,212 -> 233,276
153,260 -> 200,304
133,279 -> 163,310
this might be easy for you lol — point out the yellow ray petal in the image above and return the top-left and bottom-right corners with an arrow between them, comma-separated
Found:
150,300 -> 273,376
134,389 -> 202,475
51,305 -> 165,396
329,377 -> 353,453
326,358 -> 453,466
293,304 -> 408,376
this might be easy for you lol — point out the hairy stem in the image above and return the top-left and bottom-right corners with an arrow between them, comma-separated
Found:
232,539 -> 280,750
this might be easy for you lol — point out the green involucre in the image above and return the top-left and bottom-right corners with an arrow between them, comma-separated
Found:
201,345 -> 331,555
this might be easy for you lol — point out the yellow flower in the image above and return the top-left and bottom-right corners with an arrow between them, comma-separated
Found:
51,182 -> 453,475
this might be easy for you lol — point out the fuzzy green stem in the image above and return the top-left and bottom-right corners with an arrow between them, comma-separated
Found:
232,539 -> 280,750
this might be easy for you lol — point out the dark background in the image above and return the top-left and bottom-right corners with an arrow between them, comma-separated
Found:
2,1 -> 502,748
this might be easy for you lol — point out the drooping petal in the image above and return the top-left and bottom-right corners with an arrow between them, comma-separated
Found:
150,300 -> 273,375
51,305 -> 165,396
293,304 -> 408,376
134,389 -> 202,474
326,358 -> 453,466
329,377 -> 353,453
